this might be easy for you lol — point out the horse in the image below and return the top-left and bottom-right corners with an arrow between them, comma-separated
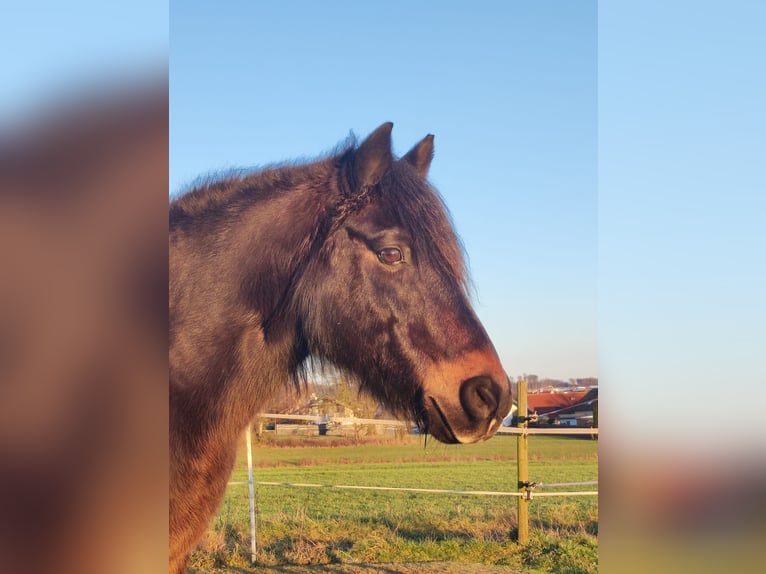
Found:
169,123 -> 512,573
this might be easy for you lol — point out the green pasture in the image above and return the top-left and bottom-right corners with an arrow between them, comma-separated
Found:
189,434 -> 598,574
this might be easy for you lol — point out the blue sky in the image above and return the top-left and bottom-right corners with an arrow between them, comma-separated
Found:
599,1 -> 765,448
170,1 -> 598,381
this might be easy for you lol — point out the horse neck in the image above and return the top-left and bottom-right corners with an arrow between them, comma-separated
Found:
171,169 -> 337,443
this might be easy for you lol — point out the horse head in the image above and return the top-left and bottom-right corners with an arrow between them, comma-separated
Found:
297,123 -> 512,443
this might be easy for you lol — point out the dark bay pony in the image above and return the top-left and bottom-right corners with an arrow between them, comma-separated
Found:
169,123 -> 512,573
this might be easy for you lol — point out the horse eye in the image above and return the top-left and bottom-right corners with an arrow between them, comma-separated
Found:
377,247 -> 403,265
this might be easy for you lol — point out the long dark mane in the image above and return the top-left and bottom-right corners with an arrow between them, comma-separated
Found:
170,139 -> 350,225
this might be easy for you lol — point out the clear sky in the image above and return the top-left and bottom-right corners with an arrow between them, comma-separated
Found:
170,1 -> 598,381
599,1 -> 765,449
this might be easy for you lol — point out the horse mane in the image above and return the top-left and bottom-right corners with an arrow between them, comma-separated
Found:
169,136 -> 357,227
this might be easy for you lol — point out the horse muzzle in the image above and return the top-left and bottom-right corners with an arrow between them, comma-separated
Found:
421,354 -> 512,444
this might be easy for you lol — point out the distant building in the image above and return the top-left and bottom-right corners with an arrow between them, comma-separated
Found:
575,377 -> 598,388
304,395 -> 354,419
528,388 -> 598,428
527,390 -> 588,414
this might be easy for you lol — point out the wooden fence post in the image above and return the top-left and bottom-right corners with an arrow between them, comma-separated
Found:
246,424 -> 257,563
517,379 -> 529,544
593,400 -> 598,432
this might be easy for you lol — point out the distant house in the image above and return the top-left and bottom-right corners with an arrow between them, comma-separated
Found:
304,395 -> 354,419
264,396 -> 356,437
527,390 -> 589,415
502,388 -> 598,428
535,388 -> 598,428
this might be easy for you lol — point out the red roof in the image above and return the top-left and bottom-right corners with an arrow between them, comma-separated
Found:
527,391 -> 588,414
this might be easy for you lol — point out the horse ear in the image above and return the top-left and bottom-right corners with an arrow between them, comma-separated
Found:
402,134 -> 435,178
352,122 -> 394,189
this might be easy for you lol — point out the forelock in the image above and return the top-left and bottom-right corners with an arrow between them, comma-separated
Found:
379,163 -> 469,294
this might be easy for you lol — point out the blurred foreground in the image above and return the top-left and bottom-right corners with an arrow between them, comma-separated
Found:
0,77 -> 169,574
600,428 -> 766,573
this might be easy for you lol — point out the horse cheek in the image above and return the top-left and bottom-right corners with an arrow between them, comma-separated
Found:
303,250 -> 363,360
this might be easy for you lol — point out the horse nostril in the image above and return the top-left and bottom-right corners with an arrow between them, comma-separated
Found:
460,376 -> 499,422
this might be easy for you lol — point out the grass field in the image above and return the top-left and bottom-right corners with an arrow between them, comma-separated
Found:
188,433 -> 598,574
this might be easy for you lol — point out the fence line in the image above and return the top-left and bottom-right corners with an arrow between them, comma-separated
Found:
230,480 -> 525,497
259,413 -> 406,426
237,381 -> 597,560
227,480 -> 598,499
258,413 -> 598,435
497,427 -> 598,435
528,491 -> 598,497
538,480 -> 598,488
228,479 -> 599,490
